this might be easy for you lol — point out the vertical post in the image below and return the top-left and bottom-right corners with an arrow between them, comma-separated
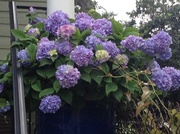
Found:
47,0 -> 75,18
9,1 -> 28,134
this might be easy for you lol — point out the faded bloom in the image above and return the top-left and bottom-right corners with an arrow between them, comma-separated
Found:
36,37 -> 56,61
0,83 -> 4,94
39,95 -> 61,113
27,28 -> 40,37
55,65 -> 81,88
0,101 -> 10,113
0,63 -> 9,73
17,49 -> 31,67
45,10 -> 70,36
85,35 -> 102,50
56,25 -> 76,38
95,50 -> 110,64
114,54 -> 129,66
24,24 -> 32,32
151,69 -> 172,91
121,35 -> 145,52
70,45 -> 94,66
56,40 -> 74,56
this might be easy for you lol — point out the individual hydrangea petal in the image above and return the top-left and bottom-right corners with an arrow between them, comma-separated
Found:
85,35 -> 102,50
70,45 -> 94,66
56,25 -> 76,38
101,41 -> 120,58
56,40 -> 74,56
0,83 -> 4,94
17,49 -> 31,67
162,67 -> 180,90
45,10 -> 70,36
27,28 -> 40,37
151,69 -> 172,91
36,37 -> 56,61
55,65 -> 81,88
39,95 -> 61,113
114,54 -> 129,67
95,50 -> 110,64
121,35 -> 145,52
0,101 -> 10,113
0,63 -> 9,73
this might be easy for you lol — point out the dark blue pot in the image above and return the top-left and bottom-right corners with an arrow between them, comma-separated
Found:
36,102 -> 115,134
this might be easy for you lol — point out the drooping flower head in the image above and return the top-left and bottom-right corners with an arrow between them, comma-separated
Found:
114,54 -> 129,67
151,69 -> 172,91
36,37 -> 56,61
56,24 -> 76,38
121,35 -> 145,52
101,41 -> 120,58
0,83 -> 4,94
55,65 -> 81,88
27,28 -> 40,37
17,49 -> 31,67
0,63 -> 9,73
0,101 -> 10,113
45,10 -> 70,36
95,50 -> 110,64
56,40 -> 74,56
85,35 -> 102,50
70,45 -> 94,67
162,67 -> 180,90
39,95 -> 61,113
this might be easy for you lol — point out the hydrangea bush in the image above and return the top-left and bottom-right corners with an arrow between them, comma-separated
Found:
0,9 -> 179,114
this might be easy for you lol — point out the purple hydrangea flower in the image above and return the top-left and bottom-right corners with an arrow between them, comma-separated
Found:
36,37 -> 56,61
55,65 -> 81,88
56,40 -> 74,56
0,63 -> 9,73
121,35 -> 145,52
27,28 -> 40,37
101,41 -> 120,58
75,18 -> 93,31
45,10 -> 70,36
92,18 -> 112,37
17,49 -> 31,67
56,25 -> 76,38
151,69 -> 172,91
156,48 -> 172,60
39,95 -> 61,113
95,50 -> 110,64
140,38 -> 155,56
114,54 -> 129,67
162,67 -> 180,90
0,83 -> 4,94
70,45 -> 94,66
29,7 -> 35,14
147,59 -> 161,72
75,12 -> 93,20
85,35 -> 102,50
0,101 -> 10,113
152,31 -> 172,54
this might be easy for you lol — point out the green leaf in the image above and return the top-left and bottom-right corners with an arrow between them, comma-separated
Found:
91,70 -> 104,85
60,90 -> 73,105
39,59 -> 52,67
76,88 -> 85,97
11,29 -> 26,39
103,77 -> 112,83
112,89 -> 123,102
40,32 -> 49,38
46,68 -> 56,79
99,63 -> 109,74
111,19 -> 124,34
105,82 -> 118,96
32,22 -> 44,30
26,44 -> 37,59
122,80 -> 141,94
123,27 -> 139,37
83,66 -> 92,74
0,98 -> 7,108
39,88 -> 54,98
81,73 -> 91,83
36,69 -> 46,78
96,44 -> 104,50
53,80 -> 61,93
31,80 -> 42,92
81,29 -> 91,40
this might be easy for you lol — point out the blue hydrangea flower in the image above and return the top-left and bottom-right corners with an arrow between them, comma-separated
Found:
156,48 -> 172,60
0,83 -> 4,94
0,63 -> 9,73
101,41 -> 120,58
45,10 -> 70,36
75,12 -> 93,20
56,40 -> 74,56
85,35 -> 102,50
114,54 -> 129,67
121,35 -> 145,52
95,50 -> 110,64
162,67 -> 180,90
0,101 -> 10,113
147,59 -> 161,72
39,95 -> 61,113
151,69 -> 172,91
27,28 -> 40,37
92,18 -> 112,37
36,37 -> 56,61
55,65 -> 81,88
140,38 -> 155,56
18,49 -> 31,67
70,45 -> 94,66
75,18 -> 93,31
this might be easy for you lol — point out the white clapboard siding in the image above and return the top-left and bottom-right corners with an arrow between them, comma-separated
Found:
0,0 -> 46,61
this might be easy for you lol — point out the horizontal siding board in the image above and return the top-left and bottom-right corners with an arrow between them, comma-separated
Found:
0,49 -> 10,60
0,37 -> 10,49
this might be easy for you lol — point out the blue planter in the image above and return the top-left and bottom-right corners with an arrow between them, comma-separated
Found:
36,102 -> 115,134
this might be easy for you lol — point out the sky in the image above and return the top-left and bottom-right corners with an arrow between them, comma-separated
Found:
96,0 -> 136,21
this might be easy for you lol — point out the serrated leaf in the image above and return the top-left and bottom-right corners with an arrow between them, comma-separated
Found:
26,44 -> 37,59
53,80 -> 61,93
111,19 -> 124,34
31,80 -> 42,92
112,89 -> 123,102
36,69 -> 46,78
105,82 -> 118,96
81,29 -> 91,40
60,90 -> 73,105
123,27 -> 139,37
81,73 -> 91,83
40,32 -> 49,38
11,29 -> 26,39
39,88 -> 54,98
46,68 -> 56,78
103,77 -> 112,83
99,63 -> 109,74
91,70 -> 103,85
83,66 -> 92,74
39,59 -> 52,67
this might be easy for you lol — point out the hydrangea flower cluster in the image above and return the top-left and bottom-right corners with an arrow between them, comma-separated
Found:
95,50 -> 110,64
70,45 -> 94,66
85,35 -> 102,50
0,63 -> 9,73
0,101 -> 10,113
27,28 -> 40,37
56,40 -> 74,56
114,54 -> 129,67
55,65 -> 81,89
39,95 -> 61,113
0,82 -> 4,94
56,24 -> 76,38
18,49 -> 31,67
